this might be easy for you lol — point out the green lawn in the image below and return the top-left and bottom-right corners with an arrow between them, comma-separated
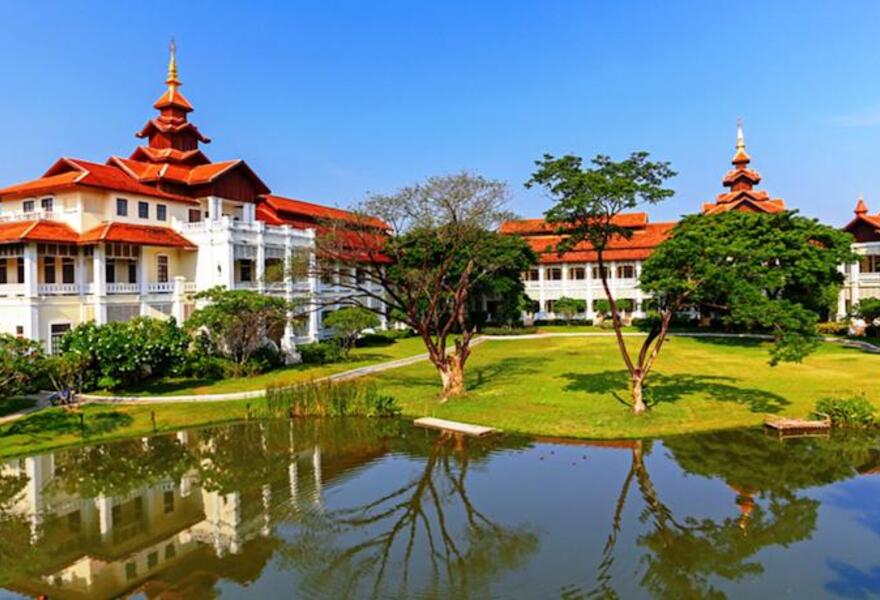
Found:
1,335 -> 877,457
98,336 -> 427,397
371,335 -> 880,439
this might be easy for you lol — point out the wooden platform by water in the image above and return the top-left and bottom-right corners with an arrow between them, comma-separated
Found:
764,412 -> 831,437
414,417 -> 499,437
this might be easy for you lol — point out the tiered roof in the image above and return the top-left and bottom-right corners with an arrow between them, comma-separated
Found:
701,121 -> 786,215
843,195 -> 880,243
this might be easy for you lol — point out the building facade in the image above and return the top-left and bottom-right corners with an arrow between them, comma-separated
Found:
839,196 -> 880,315
0,47 -> 382,355
504,123 -> 787,321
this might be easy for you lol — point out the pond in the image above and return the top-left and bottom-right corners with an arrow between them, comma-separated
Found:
0,419 -> 878,599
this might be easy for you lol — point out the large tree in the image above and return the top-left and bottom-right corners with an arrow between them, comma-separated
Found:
526,152 -> 676,413
316,172 -> 535,399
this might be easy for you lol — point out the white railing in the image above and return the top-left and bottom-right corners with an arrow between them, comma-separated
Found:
147,282 -> 175,294
0,284 -> 25,297
183,282 -> 198,293
179,221 -> 208,233
38,283 -> 81,295
0,208 -> 78,223
107,283 -> 140,295
234,281 -> 256,290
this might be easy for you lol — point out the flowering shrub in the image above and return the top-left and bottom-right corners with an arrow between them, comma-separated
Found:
0,334 -> 45,398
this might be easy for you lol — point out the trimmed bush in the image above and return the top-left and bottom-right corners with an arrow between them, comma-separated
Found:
817,321 -> 848,336
481,326 -> 538,335
816,395 -> 876,428
299,340 -> 344,365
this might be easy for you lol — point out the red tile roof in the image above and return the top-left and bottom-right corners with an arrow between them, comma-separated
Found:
0,158 -> 196,204
79,222 -> 196,249
153,88 -> 194,112
500,212 -> 648,235
0,220 -> 80,245
259,195 -> 388,230
519,222 -> 675,264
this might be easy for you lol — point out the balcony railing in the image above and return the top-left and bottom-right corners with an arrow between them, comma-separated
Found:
147,281 -> 175,294
0,208 -> 78,223
0,284 -> 25,297
37,283 -> 80,295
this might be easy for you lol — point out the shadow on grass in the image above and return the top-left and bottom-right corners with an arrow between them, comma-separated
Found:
682,336 -> 767,350
470,356 -> 553,392
1,409 -> 134,439
560,370 -> 790,414
0,397 -> 36,418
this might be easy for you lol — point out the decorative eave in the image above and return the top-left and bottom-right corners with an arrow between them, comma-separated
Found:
127,146 -> 211,165
135,118 -> 211,144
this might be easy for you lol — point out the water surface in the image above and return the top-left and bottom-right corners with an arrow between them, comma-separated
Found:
0,419 -> 878,599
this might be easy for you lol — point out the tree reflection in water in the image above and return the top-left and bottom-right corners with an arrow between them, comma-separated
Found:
278,430 -> 539,599
590,430 -> 880,599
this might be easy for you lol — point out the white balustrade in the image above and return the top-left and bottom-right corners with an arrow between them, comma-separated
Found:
106,283 -> 140,295
147,281 -> 175,294
37,283 -> 80,295
0,284 -> 25,297
183,282 -> 198,293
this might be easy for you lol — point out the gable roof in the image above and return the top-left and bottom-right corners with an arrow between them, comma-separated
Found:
259,195 -> 388,230
500,212 -> 649,235
0,220 -> 80,245
0,158 -> 196,204
79,222 -> 196,249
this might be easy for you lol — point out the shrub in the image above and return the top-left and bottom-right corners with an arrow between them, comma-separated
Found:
265,379 -> 401,418
816,395 -> 876,428
324,307 -> 381,357
355,333 -> 396,347
60,318 -> 190,391
481,326 -> 538,335
0,334 -> 45,398
299,340 -> 344,365
246,344 -> 285,375
817,321 -> 848,336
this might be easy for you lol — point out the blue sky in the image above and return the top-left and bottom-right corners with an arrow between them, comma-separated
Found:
0,1 -> 878,225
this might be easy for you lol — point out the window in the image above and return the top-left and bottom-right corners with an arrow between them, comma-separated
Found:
138,201 -> 149,219
524,268 -> 540,282
617,264 -> 635,279
546,267 -> 563,281
50,323 -> 71,355
15,326 -> 23,338
22,200 -> 35,213
239,260 -> 252,282
62,258 -> 75,284
860,255 -> 880,273
106,259 -> 116,284
356,267 -> 366,284
569,267 -> 586,280
125,561 -> 137,580
16,258 -> 24,283
188,208 -> 202,223
165,543 -> 176,560
592,266 -> 609,280
157,256 -> 169,283
157,204 -> 167,221
43,258 -> 56,284
41,197 -> 53,212
0,258 -> 6,284
116,198 -> 128,216
164,490 -> 174,514
148,551 -> 159,569
128,261 -> 138,284
545,300 -> 556,313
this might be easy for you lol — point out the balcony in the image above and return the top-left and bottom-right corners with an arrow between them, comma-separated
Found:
0,208 -> 78,223
37,283 -> 81,295
0,284 -> 25,297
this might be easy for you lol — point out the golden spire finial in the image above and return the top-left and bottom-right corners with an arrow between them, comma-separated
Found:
166,38 -> 181,90
736,117 -> 745,152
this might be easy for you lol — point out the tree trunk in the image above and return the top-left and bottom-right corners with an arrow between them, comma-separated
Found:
438,355 -> 465,401
631,374 -> 646,415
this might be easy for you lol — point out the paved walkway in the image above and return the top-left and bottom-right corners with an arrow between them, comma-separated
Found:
3,332 -> 874,414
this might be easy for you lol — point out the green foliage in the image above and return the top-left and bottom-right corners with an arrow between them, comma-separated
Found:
44,352 -> 91,393
299,340 -> 345,365
553,297 -> 586,319
187,286 -> 292,373
0,335 -> 44,399
59,318 -> 189,391
816,321 -> 848,336
852,298 -> 880,323
643,211 -> 856,365
265,379 -> 401,418
816,395 -> 876,427
324,307 -> 381,357
481,326 -> 538,335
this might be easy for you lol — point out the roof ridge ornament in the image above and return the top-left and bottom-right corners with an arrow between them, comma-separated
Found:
855,193 -> 869,215
736,117 -> 745,153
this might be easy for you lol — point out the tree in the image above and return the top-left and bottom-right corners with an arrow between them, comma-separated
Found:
527,152 -> 676,413
553,296 -> 586,320
187,287 -> 293,376
315,172 -> 535,399
0,334 -> 44,399
324,307 -> 380,357
642,210 -> 855,372
853,298 -> 880,325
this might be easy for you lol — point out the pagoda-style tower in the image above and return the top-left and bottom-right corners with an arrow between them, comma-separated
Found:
131,40 -> 212,166
701,120 -> 786,215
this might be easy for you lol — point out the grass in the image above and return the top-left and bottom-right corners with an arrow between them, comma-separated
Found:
371,335 -> 880,439
0,397 -> 36,418
95,336 -> 427,397
1,334 -> 877,456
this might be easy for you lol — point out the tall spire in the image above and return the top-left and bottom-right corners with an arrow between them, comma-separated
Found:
732,117 -> 751,166
166,38 -> 181,91
855,193 -> 868,215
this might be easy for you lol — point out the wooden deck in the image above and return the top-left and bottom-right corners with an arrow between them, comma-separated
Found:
413,417 -> 499,437
764,413 -> 831,437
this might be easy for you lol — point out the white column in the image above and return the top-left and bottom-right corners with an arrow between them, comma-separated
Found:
256,222 -> 266,293
289,460 -> 299,508
634,261 -> 645,317
172,276 -> 187,323
537,265 -> 546,313
851,259 -> 861,307
561,262 -> 569,297
208,196 -> 223,222
139,250 -> 150,316
76,250 -> 86,297
307,231 -> 319,341
97,495 -> 113,540
586,262 -> 595,320
312,446 -> 323,508
92,244 -> 107,324
23,243 -> 38,298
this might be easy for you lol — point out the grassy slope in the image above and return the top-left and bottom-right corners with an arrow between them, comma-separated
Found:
373,335 -> 879,439
100,336 -> 427,397
1,335 -> 876,457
